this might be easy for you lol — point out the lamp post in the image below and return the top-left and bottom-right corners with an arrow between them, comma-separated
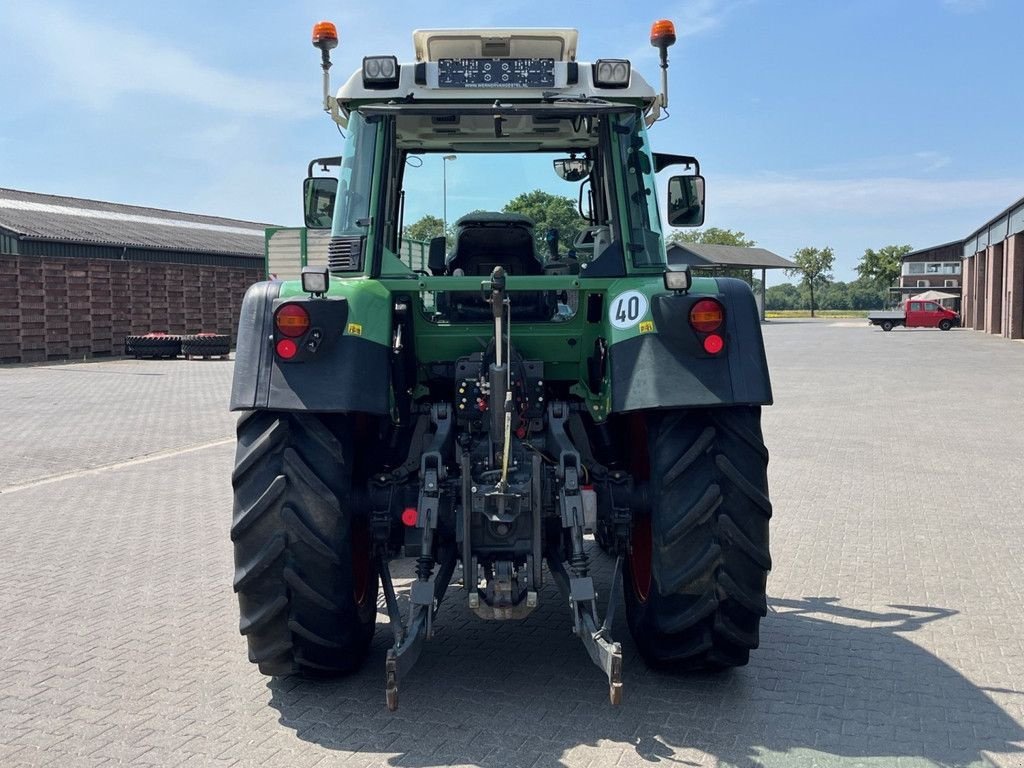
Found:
443,154 -> 456,236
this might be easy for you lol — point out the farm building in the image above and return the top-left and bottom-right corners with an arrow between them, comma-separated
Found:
960,194 -> 1024,339
0,188 -> 270,363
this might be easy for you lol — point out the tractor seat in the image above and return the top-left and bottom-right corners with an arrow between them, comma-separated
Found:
441,214 -> 553,321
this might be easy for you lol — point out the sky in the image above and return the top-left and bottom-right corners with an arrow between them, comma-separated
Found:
1,0 -> 1022,283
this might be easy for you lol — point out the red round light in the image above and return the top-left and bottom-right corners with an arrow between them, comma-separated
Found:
703,334 -> 724,355
401,507 -> 418,527
275,303 -> 310,338
276,338 -> 298,359
689,299 -> 724,333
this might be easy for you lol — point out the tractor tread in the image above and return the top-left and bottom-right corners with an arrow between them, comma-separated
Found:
232,417 -> 288,486
230,474 -> 287,541
717,570 -> 768,617
231,411 -> 378,679
288,619 -> 344,649
625,407 -> 771,670
663,426 -> 716,486
282,506 -> 342,564
232,533 -> 286,592
663,484 -> 721,546
239,595 -> 288,635
283,566 -> 339,612
715,454 -> 773,518
719,513 -> 773,570
659,542 -> 721,595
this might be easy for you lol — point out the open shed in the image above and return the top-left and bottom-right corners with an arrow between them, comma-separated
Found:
666,242 -> 796,321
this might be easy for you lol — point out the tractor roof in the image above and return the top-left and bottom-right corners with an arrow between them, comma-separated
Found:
412,29 -> 578,63
335,28 -> 657,112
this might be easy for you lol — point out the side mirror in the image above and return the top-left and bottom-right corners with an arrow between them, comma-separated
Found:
553,157 -> 592,182
666,174 -> 706,228
428,236 -> 447,275
303,176 -> 338,229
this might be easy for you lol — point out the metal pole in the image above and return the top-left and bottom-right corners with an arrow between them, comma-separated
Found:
761,268 -> 767,322
443,155 -> 456,236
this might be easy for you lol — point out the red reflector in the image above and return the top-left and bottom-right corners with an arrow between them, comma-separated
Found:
401,507 -> 418,527
276,338 -> 298,359
690,299 -> 724,333
275,304 -> 310,338
703,334 -> 724,354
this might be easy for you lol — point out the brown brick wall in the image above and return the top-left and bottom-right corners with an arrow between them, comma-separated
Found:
1,255 -> 261,364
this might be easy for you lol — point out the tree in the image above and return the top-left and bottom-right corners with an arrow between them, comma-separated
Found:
667,227 -> 755,247
787,246 -> 835,317
857,244 -> 912,289
403,214 -> 446,243
765,282 -> 802,311
501,190 -> 584,251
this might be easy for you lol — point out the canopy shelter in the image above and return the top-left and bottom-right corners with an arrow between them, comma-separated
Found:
910,290 -> 959,301
666,242 -> 796,321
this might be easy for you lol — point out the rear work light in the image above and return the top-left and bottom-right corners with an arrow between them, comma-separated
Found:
689,299 -> 724,333
363,56 -> 399,88
593,59 -> 631,88
275,303 -> 310,338
664,266 -> 691,292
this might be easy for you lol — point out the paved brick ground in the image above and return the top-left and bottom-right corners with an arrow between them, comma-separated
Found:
0,322 -> 1022,767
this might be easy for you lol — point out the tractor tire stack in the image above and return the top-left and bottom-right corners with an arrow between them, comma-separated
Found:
181,333 -> 231,358
124,333 -> 182,359
123,332 -> 231,360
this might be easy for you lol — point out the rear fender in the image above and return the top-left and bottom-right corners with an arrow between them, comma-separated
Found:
608,277 -> 772,412
229,280 -> 391,414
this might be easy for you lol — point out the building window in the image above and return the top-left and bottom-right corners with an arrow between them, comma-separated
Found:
917,280 -> 928,287
904,260 -> 961,276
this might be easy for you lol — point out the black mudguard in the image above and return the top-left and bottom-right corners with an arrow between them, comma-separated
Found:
609,277 -> 772,412
229,281 -> 391,414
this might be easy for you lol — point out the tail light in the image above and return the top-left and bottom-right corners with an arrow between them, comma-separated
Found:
276,338 -> 298,359
703,334 -> 724,354
689,299 -> 724,333
275,304 -> 310,338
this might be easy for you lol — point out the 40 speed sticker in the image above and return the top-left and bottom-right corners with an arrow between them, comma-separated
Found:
608,289 -> 650,330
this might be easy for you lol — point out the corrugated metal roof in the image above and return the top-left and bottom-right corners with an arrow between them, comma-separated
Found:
0,188 -> 275,257
667,242 -> 795,270
902,240 -> 962,260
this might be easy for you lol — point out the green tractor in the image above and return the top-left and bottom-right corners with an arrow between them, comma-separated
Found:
230,20 -> 772,710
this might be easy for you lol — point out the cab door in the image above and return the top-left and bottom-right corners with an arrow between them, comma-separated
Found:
922,302 -> 943,327
907,301 -> 925,327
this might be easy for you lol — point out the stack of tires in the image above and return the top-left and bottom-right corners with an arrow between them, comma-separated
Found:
124,332 -> 182,359
124,332 -> 231,359
181,333 -> 231,358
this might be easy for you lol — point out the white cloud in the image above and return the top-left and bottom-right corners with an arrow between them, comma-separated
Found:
713,174 -> 1020,216
675,0 -> 733,38
0,2 -> 305,116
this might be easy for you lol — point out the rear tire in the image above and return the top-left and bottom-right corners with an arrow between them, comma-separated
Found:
881,320 -> 894,332
231,411 -> 378,676
624,407 -> 771,669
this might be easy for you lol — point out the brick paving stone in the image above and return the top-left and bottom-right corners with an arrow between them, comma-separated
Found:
1,325 -> 1023,767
